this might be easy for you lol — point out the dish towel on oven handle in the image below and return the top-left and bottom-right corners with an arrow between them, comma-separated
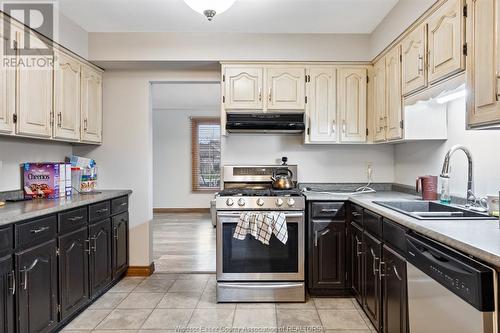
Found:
233,212 -> 288,245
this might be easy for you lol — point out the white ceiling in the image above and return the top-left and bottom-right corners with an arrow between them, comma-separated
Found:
58,0 -> 399,34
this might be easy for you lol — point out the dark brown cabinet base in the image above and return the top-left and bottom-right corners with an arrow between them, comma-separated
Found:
0,255 -> 14,333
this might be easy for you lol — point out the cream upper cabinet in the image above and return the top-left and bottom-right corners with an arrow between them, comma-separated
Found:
306,67 -> 337,143
467,0 -> 500,127
53,51 -> 81,141
16,32 -> 53,138
266,67 -> 306,110
427,0 -> 465,84
373,58 -> 387,142
81,65 -> 103,143
402,24 -> 427,95
338,67 -> 367,143
385,46 -> 403,141
0,19 -> 15,134
224,67 -> 264,110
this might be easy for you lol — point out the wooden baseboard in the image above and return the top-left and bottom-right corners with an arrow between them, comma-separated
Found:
126,263 -> 155,277
153,208 -> 210,214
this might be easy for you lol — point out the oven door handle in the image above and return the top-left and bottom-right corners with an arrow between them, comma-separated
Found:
217,212 -> 304,219
218,282 -> 301,290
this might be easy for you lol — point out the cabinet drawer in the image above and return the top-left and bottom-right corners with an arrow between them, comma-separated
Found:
111,196 -> 129,215
351,204 -> 363,225
89,201 -> 111,222
363,210 -> 382,239
58,207 -> 88,234
15,215 -> 57,247
311,202 -> 345,219
382,219 -> 408,255
0,226 -> 13,254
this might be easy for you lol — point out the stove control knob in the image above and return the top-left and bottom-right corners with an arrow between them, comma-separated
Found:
226,198 -> 234,207
256,198 -> 265,207
276,198 -> 284,207
287,198 -> 296,207
238,198 -> 246,207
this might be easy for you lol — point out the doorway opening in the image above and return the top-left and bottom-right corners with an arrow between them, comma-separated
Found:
151,81 -> 220,273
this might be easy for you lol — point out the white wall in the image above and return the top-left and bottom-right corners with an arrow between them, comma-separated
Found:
0,137 -> 72,192
222,136 -> 395,183
88,32 -> 372,62
73,69 -> 220,267
394,97 -> 500,198
57,12 -> 89,58
370,0 -> 437,58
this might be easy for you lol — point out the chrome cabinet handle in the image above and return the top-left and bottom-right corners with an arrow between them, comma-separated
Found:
114,228 -> 119,240
83,118 -> 88,131
496,74 -> 499,101
332,120 -> 336,134
96,208 -> 108,214
355,236 -> 363,256
418,54 -> 424,74
379,260 -> 387,280
30,226 -> 50,234
22,266 -> 28,291
321,208 -> 338,213
258,88 -> 262,101
268,88 -> 272,102
342,120 -> 346,133
9,270 -> 15,295
393,265 -> 403,281
84,239 -> 91,254
68,216 -> 84,222
314,231 -> 318,247
57,113 -> 62,127
352,211 -> 361,217
120,202 -> 127,207
370,248 -> 379,276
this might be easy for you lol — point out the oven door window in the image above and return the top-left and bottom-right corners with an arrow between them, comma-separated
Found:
222,222 -> 299,273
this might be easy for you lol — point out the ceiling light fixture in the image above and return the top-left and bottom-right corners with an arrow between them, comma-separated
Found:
183,0 -> 236,21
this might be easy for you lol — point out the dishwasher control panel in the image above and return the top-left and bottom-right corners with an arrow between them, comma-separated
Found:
406,233 -> 495,312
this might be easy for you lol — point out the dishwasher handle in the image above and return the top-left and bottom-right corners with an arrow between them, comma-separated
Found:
406,233 -> 495,312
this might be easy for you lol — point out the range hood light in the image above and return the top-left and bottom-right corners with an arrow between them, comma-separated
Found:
183,0 -> 236,21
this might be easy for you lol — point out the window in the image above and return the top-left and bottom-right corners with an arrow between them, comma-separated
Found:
191,117 -> 221,192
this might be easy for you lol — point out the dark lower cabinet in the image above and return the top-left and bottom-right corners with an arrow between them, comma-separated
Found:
89,219 -> 112,297
112,213 -> 129,278
0,255 -> 14,333
382,245 -> 407,333
16,240 -> 58,333
311,221 -> 346,290
363,231 -> 382,331
58,227 -> 89,320
350,222 -> 363,304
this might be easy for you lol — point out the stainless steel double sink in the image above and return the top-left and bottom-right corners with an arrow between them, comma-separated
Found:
373,201 -> 497,220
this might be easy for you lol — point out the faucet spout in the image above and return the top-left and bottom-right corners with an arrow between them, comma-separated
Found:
440,145 -> 474,207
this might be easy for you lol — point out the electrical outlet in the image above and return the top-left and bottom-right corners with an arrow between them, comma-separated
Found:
366,162 -> 373,179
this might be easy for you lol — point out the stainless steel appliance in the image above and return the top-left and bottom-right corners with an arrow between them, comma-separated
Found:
225,113 -> 305,134
216,164 -> 305,302
406,233 -> 496,333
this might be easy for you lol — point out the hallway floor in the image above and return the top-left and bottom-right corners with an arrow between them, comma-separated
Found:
153,212 -> 216,273
62,273 -> 376,332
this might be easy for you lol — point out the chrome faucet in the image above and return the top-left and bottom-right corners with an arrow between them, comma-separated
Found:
440,145 -> 475,207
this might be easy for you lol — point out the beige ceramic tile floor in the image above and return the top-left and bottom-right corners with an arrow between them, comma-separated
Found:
62,273 -> 376,333
153,213 -> 216,273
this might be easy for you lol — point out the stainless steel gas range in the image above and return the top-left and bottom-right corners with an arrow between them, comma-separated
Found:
216,164 -> 306,303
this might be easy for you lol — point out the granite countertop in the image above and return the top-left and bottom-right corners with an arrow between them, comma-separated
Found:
305,190 -> 500,269
0,190 -> 132,227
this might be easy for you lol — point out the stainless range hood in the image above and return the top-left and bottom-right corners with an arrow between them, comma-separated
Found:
225,113 -> 305,134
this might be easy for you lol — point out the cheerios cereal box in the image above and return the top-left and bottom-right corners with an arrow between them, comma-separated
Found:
22,163 -> 60,199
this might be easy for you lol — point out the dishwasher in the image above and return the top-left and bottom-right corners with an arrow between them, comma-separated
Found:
406,233 -> 497,333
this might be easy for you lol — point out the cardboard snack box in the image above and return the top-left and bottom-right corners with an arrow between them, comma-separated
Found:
22,163 -> 60,199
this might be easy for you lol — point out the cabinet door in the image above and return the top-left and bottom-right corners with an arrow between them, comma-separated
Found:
0,255 -> 14,333
0,20 -> 15,134
112,213 -> 128,278
16,240 -> 58,333
402,24 -> 427,95
267,67 -> 306,110
16,32 -> 53,138
373,58 -> 387,143
53,51 -> 81,141
89,219 -> 112,297
338,67 -> 367,142
81,65 -> 103,143
427,0 -> 465,83
58,227 -> 89,320
467,0 -> 500,126
307,67 -> 337,143
312,221 -> 345,289
350,222 -> 364,304
382,245 -> 408,333
224,67 -> 264,110
363,231 -> 382,331
385,46 -> 403,141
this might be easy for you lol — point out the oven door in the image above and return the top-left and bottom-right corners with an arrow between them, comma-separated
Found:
216,211 -> 304,281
